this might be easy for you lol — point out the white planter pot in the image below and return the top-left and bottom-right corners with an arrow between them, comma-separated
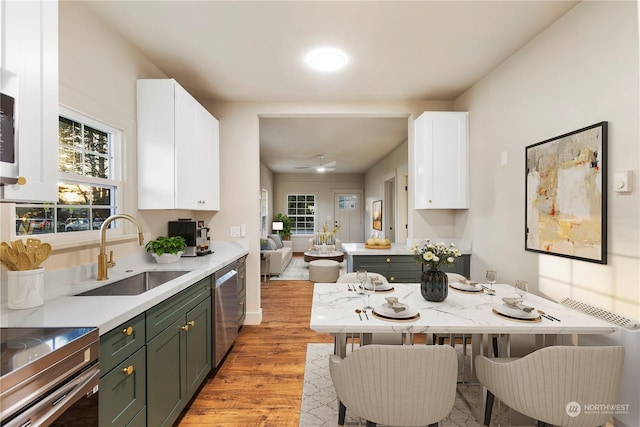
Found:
151,251 -> 183,264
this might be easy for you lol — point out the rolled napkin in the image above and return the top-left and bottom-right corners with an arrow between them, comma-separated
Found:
385,296 -> 406,312
502,297 -> 534,313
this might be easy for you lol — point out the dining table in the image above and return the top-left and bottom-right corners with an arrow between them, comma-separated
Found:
310,281 -> 618,357
310,281 -> 619,425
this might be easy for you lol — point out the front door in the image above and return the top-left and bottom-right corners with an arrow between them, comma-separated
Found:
333,192 -> 363,244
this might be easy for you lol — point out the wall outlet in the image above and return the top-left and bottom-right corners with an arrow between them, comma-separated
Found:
230,226 -> 241,237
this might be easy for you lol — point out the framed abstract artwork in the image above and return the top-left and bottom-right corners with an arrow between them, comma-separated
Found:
372,200 -> 382,231
525,122 -> 607,264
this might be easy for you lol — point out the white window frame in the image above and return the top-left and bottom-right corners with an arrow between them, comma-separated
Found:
286,193 -> 316,236
12,106 -> 124,246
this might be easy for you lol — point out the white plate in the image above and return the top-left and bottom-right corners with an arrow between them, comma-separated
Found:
373,302 -> 419,319
362,282 -> 393,291
450,282 -> 482,292
494,303 -> 539,320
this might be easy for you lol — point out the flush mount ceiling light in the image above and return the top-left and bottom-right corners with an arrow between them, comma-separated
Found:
307,48 -> 348,72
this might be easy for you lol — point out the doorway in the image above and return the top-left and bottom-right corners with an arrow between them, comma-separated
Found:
333,192 -> 364,244
384,178 -> 396,243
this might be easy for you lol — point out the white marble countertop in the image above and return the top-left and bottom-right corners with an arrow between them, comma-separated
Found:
0,240 -> 248,334
310,282 -> 616,335
342,240 -> 472,256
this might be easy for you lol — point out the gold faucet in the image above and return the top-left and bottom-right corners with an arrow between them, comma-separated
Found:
98,214 -> 145,280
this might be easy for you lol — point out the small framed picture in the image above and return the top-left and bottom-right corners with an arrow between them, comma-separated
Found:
372,200 -> 382,231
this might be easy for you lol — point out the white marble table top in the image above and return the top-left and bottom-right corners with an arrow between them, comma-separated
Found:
310,282 -> 617,336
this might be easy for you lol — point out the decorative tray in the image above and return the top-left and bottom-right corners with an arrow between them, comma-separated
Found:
364,244 -> 391,249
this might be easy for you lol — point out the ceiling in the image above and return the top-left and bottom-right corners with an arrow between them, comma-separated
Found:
82,0 -> 578,174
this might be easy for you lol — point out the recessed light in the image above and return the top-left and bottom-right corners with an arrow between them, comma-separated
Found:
307,48 -> 348,72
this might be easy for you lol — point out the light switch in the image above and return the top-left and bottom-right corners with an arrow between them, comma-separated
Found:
230,226 -> 241,237
614,171 -> 633,193
501,151 -> 508,166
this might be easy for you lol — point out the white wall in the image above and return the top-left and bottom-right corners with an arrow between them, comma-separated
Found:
364,140 -> 409,242
273,172 -> 364,251
455,1 -> 640,319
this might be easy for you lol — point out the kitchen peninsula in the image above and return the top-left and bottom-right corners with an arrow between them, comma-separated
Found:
342,241 -> 471,283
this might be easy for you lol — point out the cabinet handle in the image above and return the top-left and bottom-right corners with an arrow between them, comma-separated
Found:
122,326 -> 134,336
389,276 -> 395,282
122,365 -> 134,376
17,176 -> 26,185
386,258 -> 391,263
181,321 -> 195,332
428,199 -> 432,203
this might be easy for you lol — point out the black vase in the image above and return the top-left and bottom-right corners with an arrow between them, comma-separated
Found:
420,268 -> 448,302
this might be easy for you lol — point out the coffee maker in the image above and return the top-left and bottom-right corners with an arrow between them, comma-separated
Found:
168,219 -> 212,256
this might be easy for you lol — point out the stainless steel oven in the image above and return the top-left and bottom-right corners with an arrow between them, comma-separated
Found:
0,327 -> 100,426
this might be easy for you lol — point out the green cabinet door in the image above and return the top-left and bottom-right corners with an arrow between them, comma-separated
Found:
99,347 -> 146,427
185,297 -> 212,397
146,317 -> 187,427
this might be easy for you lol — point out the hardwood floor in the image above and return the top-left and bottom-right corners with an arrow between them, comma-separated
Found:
177,277 -> 332,426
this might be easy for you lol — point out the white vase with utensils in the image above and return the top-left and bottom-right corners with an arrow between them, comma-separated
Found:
8,267 -> 45,309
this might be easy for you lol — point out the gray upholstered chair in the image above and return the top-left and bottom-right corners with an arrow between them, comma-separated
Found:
475,345 -> 624,427
329,345 -> 458,427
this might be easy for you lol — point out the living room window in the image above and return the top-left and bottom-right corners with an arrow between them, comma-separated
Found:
14,108 -> 120,236
287,194 -> 315,235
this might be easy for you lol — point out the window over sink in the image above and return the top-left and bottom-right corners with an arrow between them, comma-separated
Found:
14,107 -> 121,236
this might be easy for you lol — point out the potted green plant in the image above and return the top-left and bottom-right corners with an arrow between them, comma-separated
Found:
273,213 -> 293,240
145,235 -> 186,263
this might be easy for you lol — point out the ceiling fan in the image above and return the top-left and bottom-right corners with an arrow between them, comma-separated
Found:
294,155 -> 336,173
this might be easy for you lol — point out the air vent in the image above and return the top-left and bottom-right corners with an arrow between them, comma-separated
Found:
560,298 -> 639,330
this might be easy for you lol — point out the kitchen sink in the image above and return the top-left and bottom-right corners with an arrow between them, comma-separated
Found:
75,270 -> 189,296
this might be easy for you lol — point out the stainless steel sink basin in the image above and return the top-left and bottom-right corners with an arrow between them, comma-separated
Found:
76,270 -> 189,296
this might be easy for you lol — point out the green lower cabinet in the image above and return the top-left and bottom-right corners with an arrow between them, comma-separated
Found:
147,297 -> 212,427
99,347 -> 146,427
147,316 -> 187,427
350,254 -> 471,282
185,297 -> 212,397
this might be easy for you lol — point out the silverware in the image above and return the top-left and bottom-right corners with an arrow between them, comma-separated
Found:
362,309 -> 369,320
481,285 -> 496,295
355,308 -> 363,321
538,310 -> 560,322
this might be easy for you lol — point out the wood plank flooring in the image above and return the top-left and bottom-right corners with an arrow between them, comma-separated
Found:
177,275 -> 332,426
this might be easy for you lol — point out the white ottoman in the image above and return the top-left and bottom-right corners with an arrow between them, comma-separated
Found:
308,259 -> 340,283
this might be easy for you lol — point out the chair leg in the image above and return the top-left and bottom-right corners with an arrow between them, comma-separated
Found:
338,400 -> 346,425
484,390 -> 494,426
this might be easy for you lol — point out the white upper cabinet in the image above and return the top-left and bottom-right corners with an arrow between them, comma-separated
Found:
1,0 -> 58,202
414,111 -> 469,209
137,79 -> 220,210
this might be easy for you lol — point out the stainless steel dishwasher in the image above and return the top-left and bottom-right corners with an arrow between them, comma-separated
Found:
213,261 -> 239,367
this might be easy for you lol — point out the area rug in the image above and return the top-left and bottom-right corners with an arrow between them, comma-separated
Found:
299,343 -> 512,427
270,257 -> 347,281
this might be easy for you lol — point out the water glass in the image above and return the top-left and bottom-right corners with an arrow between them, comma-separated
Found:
514,280 -> 528,302
356,269 -> 367,295
485,270 -> 497,291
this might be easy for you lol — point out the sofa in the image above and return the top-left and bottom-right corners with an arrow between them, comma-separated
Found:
261,234 -> 293,275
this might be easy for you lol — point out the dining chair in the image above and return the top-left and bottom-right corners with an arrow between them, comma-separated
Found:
329,344 -> 458,427
475,345 -> 624,427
